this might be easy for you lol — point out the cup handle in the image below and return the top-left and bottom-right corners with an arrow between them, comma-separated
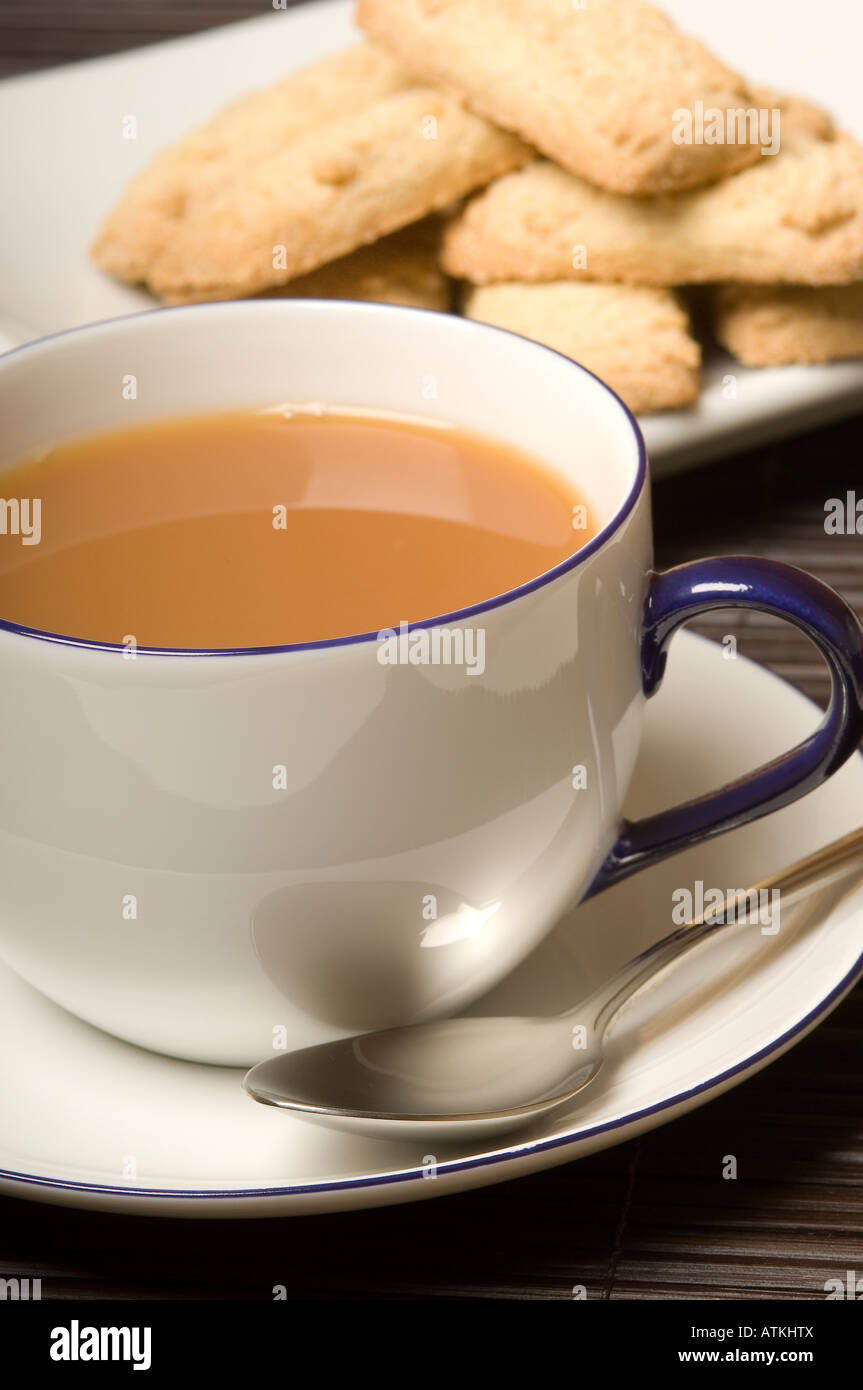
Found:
585,556 -> 863,898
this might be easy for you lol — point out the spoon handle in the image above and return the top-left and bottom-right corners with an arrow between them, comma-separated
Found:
568,824 -> 863,1039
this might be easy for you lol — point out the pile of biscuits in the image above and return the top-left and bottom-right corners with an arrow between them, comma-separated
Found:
91,0 -> 863,415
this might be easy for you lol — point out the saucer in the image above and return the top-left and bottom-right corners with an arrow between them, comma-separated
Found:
1,631 -> 861,1217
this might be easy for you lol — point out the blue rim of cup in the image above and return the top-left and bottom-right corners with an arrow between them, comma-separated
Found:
0,300 -> 648,656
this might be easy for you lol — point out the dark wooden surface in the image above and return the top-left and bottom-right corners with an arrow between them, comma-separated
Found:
1,0 -> 861,1301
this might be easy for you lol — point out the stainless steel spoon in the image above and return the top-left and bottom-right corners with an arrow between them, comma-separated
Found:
244,827 -> 863,1141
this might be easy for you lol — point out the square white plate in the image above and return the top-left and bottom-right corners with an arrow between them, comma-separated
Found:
1,0 -> 862,478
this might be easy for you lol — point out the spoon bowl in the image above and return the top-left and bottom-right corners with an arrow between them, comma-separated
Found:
245,1015 -> 602,1141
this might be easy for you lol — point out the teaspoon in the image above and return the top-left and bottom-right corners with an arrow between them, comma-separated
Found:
244,826 -> 863,1141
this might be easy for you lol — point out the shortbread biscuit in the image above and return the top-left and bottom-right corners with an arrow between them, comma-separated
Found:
463,282 -> 700,414
752,87 -> 835,142
262,218 -> 450,310
714,283 -> 863,365
357,0 -> 761,194
442,132 -> 863,287
149,88 -> 529,303
91,43 -> 412,283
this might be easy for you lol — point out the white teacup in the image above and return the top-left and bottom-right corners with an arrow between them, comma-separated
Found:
0,301 -> 861,1065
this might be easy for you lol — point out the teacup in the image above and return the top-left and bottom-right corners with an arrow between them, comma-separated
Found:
0,300 -> 860,1065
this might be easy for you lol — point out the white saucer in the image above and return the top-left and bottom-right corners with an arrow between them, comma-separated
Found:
1,631 -> 861,1217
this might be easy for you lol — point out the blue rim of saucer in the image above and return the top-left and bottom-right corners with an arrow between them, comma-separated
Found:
0,299 -> 648,657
